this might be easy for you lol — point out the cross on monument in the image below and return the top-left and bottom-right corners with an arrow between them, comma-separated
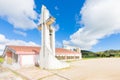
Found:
38,5 -> 69,69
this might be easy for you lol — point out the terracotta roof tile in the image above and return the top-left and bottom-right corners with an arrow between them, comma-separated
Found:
7,45 -> 79,55
55,48 -> 78,55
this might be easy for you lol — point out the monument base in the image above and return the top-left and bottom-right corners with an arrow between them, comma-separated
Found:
46,55 -> 69,69
39,47 -> 69,69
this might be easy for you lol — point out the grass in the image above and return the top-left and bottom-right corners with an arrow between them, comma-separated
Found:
82,57 -> 100,60
0,57 -> 4,63
82,57 -> 120,60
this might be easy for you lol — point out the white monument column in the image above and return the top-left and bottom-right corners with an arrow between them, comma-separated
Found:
50,26 -> 55,56
38,5 -> 69,69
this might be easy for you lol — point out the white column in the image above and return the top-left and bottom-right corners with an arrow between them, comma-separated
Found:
50,27 -> 55,56
39,5 -> 69,69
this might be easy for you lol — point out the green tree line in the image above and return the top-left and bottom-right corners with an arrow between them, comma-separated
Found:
82,49 -> 120,58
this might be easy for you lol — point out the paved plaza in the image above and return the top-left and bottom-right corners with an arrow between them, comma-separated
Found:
1,58 -> 120,80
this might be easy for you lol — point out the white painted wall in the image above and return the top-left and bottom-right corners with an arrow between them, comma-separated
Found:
63,45 -> 82,59
20,55 -> 35,66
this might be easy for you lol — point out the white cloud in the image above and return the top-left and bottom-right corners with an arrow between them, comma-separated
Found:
63,0 -> 120,50
54,24 -> 60,31
55,41 -> 62,48
55,6 -> 59,10
0,0 -> 38,30
14,30 -> 27,37
0,34 -> 39,55
75,14 -> 80,24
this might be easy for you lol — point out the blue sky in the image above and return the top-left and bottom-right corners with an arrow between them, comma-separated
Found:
0,0 -> 120,54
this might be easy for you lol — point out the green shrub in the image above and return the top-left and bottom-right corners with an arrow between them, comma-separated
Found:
114,53 -> 120,57
0,57 -> 4,63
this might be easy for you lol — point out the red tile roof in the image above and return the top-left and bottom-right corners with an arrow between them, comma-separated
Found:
55,48 -> 78,55
6,45 -> 79,55
7,45 -> 40,55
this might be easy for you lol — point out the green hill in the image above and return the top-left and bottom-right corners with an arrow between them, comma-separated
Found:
96,49 -> 120,57
82,49 -> 120,58
81,50 -> 97,58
